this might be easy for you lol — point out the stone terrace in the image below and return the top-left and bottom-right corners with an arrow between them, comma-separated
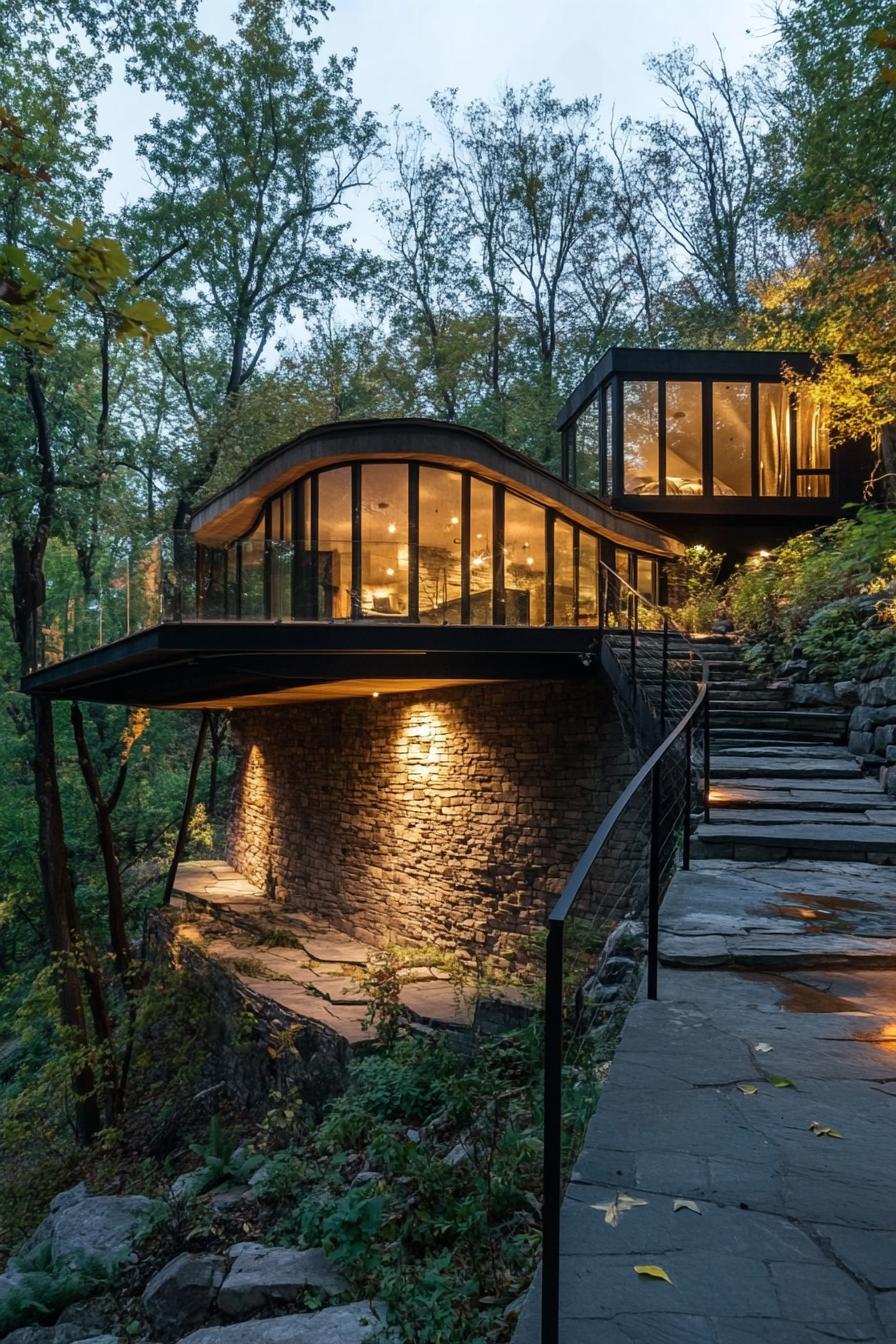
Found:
170,860 -> 528,1044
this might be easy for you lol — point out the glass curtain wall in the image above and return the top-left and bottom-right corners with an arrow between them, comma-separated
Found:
598,375 -> 831,499
213,462 -> 648,628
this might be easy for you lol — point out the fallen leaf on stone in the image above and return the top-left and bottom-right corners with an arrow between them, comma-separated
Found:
767,1074 -> 795,1088
673,1199 -> 701,1214
753,1042 -> 773,1053
736,1083 -> 758,1095
634,1264 -> 672,1283
591,1192 -> 648,1226
809,1121 -> 843,1139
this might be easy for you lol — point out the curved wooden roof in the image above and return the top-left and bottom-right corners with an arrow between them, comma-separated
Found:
190,417 -> 684,559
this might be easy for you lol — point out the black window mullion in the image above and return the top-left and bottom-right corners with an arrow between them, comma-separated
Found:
611,376 -> 623,497
460,473 -> 471,625
573,527 -> 581,626
702,380 -> 713,497
493,486 -> 506,625
310,473 -> 320,620
351,463 -> 361,620
263,501 -> 272,619
750,381 -> 760,497
408,462 -> 419,623
546,511 -> 555,626
291,482 -> 302,619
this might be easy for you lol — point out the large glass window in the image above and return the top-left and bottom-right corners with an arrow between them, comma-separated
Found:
240,515 -> 266,619
613,547 -> 633,624
666,382 -> 703,495
623,381 -> 660,494
318,467 -> 353,619
575,399 -> 600,493
603,384 -> 614,496
577,531 -> 599,625
469,477 -> 493,623
361,463 -> 409,617
419,466 -> 462,624
796,397 -> 831,497
712,382 -> 751,496
553,520 -> 575,625
504,492 -> 546,626
636,556 -> 656,603
269,492 -> 293,619
759,384 -> 791,497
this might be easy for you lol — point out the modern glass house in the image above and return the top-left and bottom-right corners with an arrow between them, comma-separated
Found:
23,416 -> 683,709
23,347 -> 871,709
558,348 -> 870,558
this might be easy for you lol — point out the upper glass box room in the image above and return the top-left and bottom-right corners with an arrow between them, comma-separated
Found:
557,348 -> 870,514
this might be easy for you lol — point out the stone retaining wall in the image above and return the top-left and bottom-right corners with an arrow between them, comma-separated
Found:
226,679 -> 639,968
790,675 -> 896,793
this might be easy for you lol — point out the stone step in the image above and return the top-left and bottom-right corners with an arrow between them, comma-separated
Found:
709,782 -> 896,812
710,756 -> 862,780
713,744 -> 856,757
711,710 -> 849,729
710,692 -> 789,706
709,736 -> 848,758
704,806 -> 895,827
692,819 -> 896,861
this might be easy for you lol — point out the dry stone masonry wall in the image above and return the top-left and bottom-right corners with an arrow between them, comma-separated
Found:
226,679 -> 637,968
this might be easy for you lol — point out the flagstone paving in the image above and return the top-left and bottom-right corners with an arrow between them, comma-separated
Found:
514,740 -> 896,1343
170,860 -> 519,1043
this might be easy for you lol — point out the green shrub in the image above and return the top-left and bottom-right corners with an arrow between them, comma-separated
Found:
0,1241 -> 119,1336
725,507 -> 896,676
668,544 -> 724,633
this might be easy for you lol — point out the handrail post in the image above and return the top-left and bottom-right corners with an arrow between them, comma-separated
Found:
683,721 -> 692,871
703,683 -> 711,824
630,599 -> 637,684
163,710 -> 210,906
598,563 -> 606,629
647,767 -> 661,1000
659,616 -> 669,733
541,918 -> 564,1344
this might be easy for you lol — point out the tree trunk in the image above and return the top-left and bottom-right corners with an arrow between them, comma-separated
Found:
32,695 -> 102,1145
70,702 -> 131,983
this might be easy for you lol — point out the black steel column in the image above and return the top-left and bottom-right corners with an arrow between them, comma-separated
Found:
541,917 -> 564,1344
162,710 -> 210,907
647,766 -> 661,1001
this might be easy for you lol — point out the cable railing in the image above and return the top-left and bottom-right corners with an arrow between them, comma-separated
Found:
539,562 -> 710,1344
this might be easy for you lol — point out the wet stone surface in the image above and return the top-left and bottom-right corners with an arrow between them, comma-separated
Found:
513,734 -> 896,1344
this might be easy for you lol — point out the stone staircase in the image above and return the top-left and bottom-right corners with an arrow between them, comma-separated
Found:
690,636 -> 896,863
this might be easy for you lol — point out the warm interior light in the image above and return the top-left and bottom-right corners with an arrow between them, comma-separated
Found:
386,567 -> 395,576
759,549 -> 770,558
387,522 -> 397,535
472,554 -> 485,568
450,515 -> 459,525
372,691 -> 380,698
526,556 -> 534,565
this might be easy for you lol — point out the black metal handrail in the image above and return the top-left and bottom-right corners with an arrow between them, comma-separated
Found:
539,566 -> 710,1344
